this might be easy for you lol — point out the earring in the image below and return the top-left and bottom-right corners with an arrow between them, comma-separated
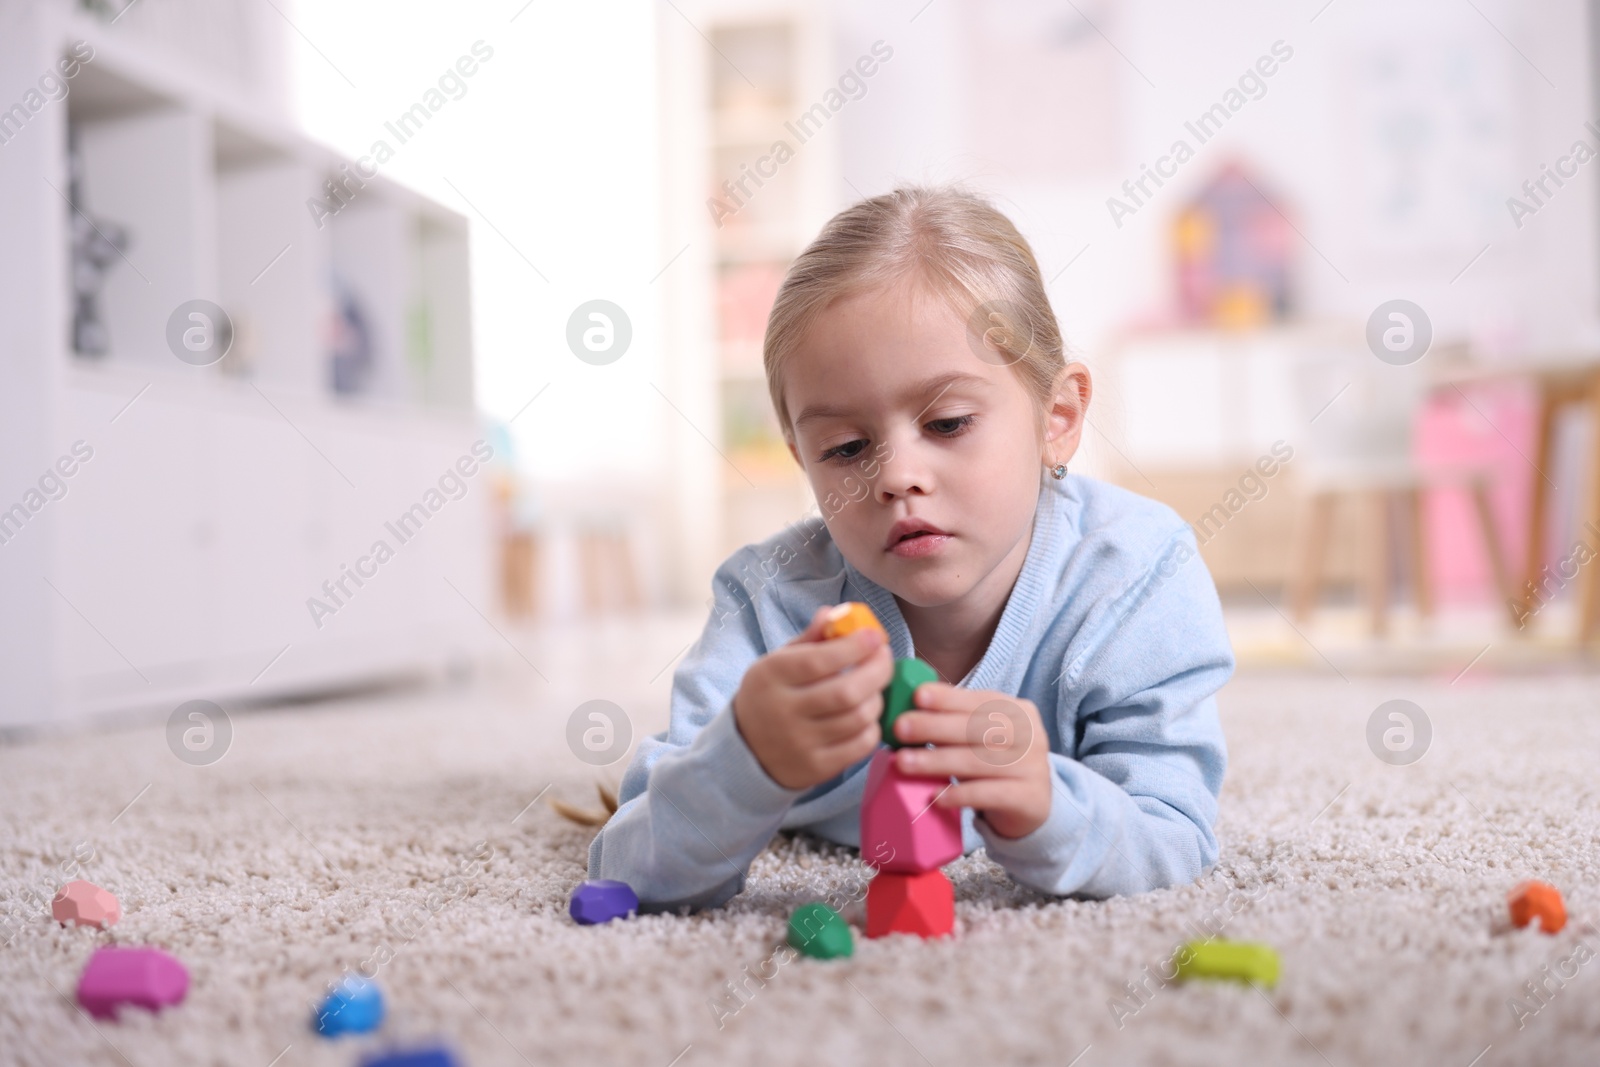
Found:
1050,463 -> 1067,480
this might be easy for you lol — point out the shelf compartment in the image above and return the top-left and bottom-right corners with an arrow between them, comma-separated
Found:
71,105 -> 216,367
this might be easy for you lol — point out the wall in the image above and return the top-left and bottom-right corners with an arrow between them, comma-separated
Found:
831,0 -> 1600,477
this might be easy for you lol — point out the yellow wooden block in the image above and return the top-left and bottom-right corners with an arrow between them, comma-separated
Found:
1174,939 -> 1280,988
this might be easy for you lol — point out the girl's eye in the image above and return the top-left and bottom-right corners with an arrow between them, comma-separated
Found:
928,414 -> 975,436
819,439 -> 868,464
817,416 -> 975,463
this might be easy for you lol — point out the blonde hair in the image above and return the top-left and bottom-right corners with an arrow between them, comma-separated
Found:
763,184 -> 1067,447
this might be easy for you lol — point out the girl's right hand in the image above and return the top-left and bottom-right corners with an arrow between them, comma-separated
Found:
731,605 -> 893,790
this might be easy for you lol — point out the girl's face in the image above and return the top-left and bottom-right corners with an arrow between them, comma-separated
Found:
783,278 -> 1085,611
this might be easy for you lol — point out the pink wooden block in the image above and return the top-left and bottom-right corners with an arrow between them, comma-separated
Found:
860,748 -> 962,873
76,946 -> 189,1020
52,880 -> 121,929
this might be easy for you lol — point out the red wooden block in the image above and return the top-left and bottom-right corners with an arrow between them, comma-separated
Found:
865,869 -> 954,939
861,748 -> 962,873
1508,880 -> 1566,934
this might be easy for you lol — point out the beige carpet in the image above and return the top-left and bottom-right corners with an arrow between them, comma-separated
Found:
3,626 -> 1599,1066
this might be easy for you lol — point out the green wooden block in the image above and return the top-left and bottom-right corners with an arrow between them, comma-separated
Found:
1174,939 -> 1279,988
881,657 -> 938,748
787,902 -> 853,960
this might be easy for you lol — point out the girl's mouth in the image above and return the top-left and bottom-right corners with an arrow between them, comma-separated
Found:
888,530 -> 952,559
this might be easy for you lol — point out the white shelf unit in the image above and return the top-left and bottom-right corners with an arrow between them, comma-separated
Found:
0,4 -> 493,727
657,2 -> 839,603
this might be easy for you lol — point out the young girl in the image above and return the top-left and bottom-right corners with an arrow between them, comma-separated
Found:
587,185 -> 1231,910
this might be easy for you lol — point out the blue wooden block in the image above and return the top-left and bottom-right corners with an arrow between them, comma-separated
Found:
359,1045 -> 460,1067
569,879 -> 639,925
314,974 -> 385,1036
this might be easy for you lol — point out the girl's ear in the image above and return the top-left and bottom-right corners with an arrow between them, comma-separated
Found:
1044,362 -> 1093,464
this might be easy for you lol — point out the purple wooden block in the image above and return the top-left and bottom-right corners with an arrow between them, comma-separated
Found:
76,946 -> 189,1020
569,879 -> 638,925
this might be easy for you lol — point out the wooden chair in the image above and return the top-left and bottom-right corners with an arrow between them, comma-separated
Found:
576,517 -> 644,615
501,530 -> 539,619
1288,469 -> 1512,636
500,479 -> 648,618
1285,339 -> 1513,636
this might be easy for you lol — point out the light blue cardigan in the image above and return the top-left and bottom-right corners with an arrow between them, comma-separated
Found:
588,474 -> 1232,910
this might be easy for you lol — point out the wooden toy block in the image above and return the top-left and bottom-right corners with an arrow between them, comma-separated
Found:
52,879 -> 120,929
314,974 -> 386,1036
360,1046 -> 461,1067
861,748 -> 962,873
76,946 -> 189,1019
1508,880 -> 1567,934
822,601 -> 886,641
570,879 -> 639,925
865,869 -> 954,939
881,657 -> 938,748
787,902 -> 854,960
1173,939 -> 1280,988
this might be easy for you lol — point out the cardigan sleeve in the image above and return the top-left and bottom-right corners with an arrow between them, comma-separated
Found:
977,524 -> 1231,897
587,550 -> 805,911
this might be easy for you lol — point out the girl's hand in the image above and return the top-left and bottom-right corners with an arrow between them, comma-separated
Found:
732,606 -> 894,791
890,682 -> 1052,839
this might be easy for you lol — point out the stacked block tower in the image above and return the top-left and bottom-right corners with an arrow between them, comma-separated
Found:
823,603 -> 962,938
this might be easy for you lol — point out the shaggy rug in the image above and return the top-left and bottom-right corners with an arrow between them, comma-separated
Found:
2,619 -> 1598,1067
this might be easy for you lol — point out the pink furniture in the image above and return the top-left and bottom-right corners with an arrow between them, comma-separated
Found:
1429,357 -> 1600,640
1413,380 -> 1536,607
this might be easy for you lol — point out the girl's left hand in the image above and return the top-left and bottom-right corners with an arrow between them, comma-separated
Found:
890,681 -> 1052,839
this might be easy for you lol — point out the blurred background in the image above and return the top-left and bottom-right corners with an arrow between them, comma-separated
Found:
3,0 -> 1598,728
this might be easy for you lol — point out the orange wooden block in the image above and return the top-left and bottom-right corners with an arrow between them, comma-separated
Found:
822,602 -> 885,641
1508,880 -> 1566,934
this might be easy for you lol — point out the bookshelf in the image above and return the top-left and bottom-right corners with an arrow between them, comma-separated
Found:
658,2 -> 838,603
0,1 -> 491,726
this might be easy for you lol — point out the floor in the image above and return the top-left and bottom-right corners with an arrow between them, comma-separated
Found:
1224,596 -> 1597,677
1,612 -> 1598,1067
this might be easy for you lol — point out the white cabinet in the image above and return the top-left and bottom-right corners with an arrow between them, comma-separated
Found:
1111,328 -> 1310,470
77,107 -> 217,369
0,4 -> 492,726
215,157 -> 325,393
55,383 -> 212,697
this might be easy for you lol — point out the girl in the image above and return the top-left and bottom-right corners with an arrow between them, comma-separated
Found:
586,185 -> 1231,910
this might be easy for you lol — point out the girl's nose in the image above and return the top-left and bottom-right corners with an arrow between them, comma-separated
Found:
872,439 -> 932,501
